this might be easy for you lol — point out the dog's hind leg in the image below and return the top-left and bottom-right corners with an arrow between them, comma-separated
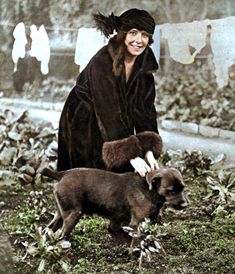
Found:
48,210 -> 63,232
48,198 -> 64,232
60,208 -> 82,238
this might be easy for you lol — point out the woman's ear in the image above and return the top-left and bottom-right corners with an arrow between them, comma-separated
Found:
145,170 -> 162,190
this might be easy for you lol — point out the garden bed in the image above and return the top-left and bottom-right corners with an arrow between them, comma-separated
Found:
1,147 -> 235,273
0,62 -> 235,273
155,60 -> 235,131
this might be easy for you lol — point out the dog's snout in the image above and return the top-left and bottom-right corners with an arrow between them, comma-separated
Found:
172,198 -> 188,210
179,200 -> 188,209
181,195 -> 190,209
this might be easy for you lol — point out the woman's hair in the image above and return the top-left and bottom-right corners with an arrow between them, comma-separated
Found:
93,8 -> 155,44
107,31 -> 126,77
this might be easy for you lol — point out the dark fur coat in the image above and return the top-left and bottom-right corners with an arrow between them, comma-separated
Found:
57,36 -> 162,172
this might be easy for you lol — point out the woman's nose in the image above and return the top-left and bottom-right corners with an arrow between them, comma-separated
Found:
135,32 -> 142,43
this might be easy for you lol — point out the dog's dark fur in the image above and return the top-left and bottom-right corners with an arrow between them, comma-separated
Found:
41,167 -> 187,238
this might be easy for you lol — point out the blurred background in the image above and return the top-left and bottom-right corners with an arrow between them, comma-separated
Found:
0,0 -> 235,131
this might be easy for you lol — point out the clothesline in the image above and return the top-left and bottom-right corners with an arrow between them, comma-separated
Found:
0,16 -> 229,31
0,21 -> 85,32
2,47 -> 213,58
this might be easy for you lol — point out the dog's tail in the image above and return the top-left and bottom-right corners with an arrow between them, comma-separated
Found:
41,167 -> 65,181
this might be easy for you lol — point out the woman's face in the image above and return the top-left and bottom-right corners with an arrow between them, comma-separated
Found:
124,28 -> 150,57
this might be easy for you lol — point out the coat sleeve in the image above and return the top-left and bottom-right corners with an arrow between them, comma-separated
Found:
134,72 -> 159,134
103,73 -> 163,169
102,131 -> 162,170
101,72 -> 163,170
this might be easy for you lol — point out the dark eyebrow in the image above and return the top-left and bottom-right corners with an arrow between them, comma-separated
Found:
141,31 -> 150,35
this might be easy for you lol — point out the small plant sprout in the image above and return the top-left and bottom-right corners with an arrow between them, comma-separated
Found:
122,218 -> 166,268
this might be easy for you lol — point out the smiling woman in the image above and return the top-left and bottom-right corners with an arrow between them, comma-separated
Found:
124,28 -> 150,81
57,8 -> 163,176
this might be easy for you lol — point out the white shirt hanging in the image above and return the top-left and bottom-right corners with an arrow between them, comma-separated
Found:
75,28 -> 107,71
12,22 -> 27,72
210,17 -> 235,88
151,26 -> 161,64
161,20 -> 208,64
30,24 -> 50,74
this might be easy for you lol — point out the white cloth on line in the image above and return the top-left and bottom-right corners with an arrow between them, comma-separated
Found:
151,26 -> 161,64
210,17 -> 235,88
30,24 -> 50,74
12,22 -> 27,72
161,20 -> 208,64
74,28 -> 107,71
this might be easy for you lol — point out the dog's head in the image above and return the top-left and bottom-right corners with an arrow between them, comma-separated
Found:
146,168 -> 188,210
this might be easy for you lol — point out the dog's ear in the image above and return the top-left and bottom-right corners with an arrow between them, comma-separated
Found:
146,170 -> 162,190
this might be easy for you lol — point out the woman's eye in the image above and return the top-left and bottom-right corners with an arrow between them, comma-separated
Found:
130,31 -> 137,36
142,33 -> 149,38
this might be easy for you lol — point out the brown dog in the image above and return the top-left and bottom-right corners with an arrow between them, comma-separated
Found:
41,167 -> 187,239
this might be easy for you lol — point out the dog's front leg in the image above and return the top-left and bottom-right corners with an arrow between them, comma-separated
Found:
108,219 -> 122,233
129,236 -> 138,255
128,212 -> 141,255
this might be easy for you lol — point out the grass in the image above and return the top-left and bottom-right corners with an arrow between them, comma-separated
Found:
154,217 -> 235,274
1,158 -> 235,274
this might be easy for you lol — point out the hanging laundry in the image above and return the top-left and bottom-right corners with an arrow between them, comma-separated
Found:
75,28 -> 107,71
161,20 -> 208,64
151,26 -> 161,64
210,17 -> 235,88
12,22 -> 27,72
30,24 -> 50,74
10,17 -> 235,89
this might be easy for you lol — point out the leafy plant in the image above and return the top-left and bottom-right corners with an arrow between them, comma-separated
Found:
160,149 -> 212,176
123,219 -> 165,269
182,150 -> 212,176
206,171 -> 235,205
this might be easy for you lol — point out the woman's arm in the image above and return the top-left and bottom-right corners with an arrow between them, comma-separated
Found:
134,73 -> 159,133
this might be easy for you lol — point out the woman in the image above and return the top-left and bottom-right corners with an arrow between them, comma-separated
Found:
57,8 -> 163,176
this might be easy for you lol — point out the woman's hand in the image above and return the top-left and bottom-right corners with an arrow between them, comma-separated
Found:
145,150 -> 159,171
130,157 -> 151,177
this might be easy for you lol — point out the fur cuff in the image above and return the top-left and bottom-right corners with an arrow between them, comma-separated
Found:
136,131 -> 163,158
102,135 -> 143,169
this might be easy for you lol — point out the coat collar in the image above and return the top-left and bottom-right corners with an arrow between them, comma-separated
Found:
133,46 -> 159,73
